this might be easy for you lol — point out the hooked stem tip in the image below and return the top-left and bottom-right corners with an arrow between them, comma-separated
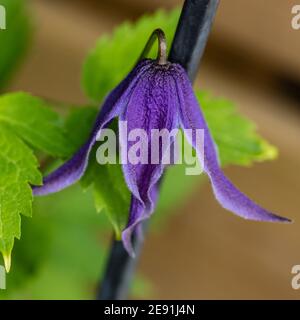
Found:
139,28 -> 168,65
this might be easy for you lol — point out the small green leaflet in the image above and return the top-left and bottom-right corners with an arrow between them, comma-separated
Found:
81,156 -> 130,239
82,9 -> 180,103
197,91 -> 277,166
0,0 -> 31,90
0,92 -> 73,270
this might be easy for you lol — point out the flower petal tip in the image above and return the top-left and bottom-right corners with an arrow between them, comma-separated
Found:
121,230 -> 136,258
274,216 -> 293,224
242,212 -> 292,224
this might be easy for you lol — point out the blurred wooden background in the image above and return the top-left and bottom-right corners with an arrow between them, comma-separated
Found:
9,0 -> 300,299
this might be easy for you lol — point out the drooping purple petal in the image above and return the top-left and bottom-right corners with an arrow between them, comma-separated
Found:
174,63 -> 290,223
121,62 -> 179,254
33,60 -> 153,196
122,181 -> 160,256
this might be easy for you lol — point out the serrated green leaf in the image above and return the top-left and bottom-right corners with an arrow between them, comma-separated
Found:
0,92 -> 78,269
82,9 -> 180,102
0,0 -> 31,89
0,92 -> 73,158
197,91 -> 278,166
0,125 -> 42,271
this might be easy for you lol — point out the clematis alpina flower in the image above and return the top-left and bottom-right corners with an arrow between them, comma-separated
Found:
32,30 -> 290,255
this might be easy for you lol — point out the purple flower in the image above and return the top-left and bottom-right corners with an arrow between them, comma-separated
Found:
32,58 -> 290,255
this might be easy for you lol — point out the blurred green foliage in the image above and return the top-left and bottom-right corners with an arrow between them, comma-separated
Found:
0,0 -> 31,89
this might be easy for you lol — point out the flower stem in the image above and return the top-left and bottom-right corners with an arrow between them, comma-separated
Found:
97,0 -> 219,300
169,0 -> 219,82
139,28 -> 168,65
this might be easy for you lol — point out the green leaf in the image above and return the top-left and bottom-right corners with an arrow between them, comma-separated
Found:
82,8 -> 180,102
197,91 -> 277,166
0,0 -> 31,89
0,92 -> 73,158
64,106 -> 98,152
0,92 -> 78,269
0,125 -> 42,271
81,154 -> 130,239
